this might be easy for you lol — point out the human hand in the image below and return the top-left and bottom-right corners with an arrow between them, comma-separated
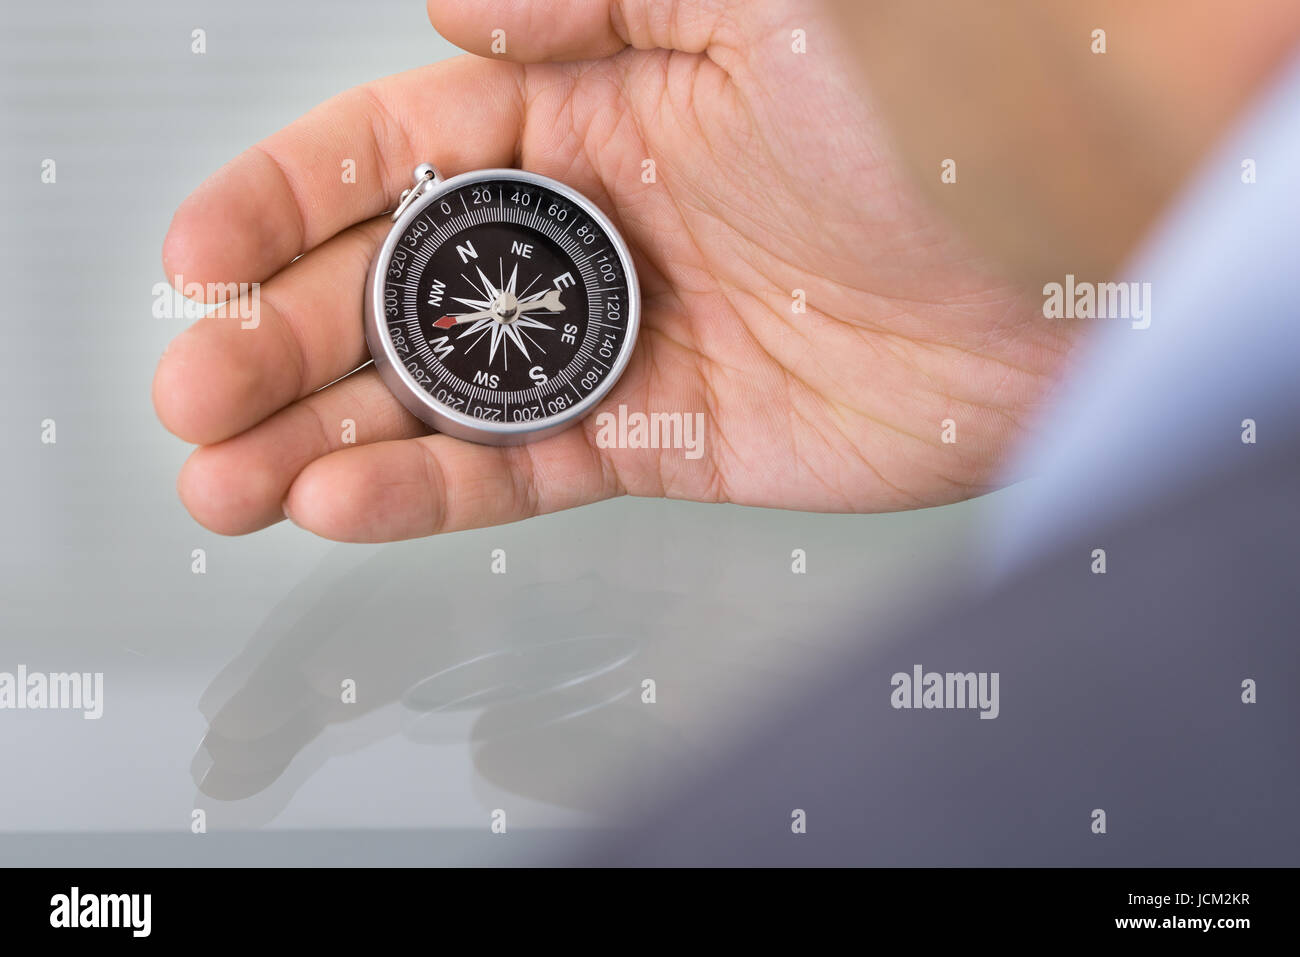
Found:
155,0 -> 1081,541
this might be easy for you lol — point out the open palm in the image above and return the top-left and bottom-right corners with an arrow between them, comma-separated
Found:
155,0 -> 1079,541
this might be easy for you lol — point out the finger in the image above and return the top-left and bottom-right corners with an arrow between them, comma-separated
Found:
426,0 -> 734,62
283,428 -> 622,542
153,217 -> 389,446
162,56 -> 525,298
177,367 -> 427,536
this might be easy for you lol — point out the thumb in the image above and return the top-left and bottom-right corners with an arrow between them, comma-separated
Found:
427,0 -> 733,63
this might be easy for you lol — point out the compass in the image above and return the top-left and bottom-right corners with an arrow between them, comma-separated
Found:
365,163 -> 640,444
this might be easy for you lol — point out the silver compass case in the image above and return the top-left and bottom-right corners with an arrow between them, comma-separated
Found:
364,166 -> 641,446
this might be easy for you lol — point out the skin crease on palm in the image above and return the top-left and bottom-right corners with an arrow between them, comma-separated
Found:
154,0 -> 1083,543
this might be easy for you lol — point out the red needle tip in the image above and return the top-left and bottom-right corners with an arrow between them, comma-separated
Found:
433,316 -> 457,329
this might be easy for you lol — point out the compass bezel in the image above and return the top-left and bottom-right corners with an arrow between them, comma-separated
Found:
364,168 -> 641,445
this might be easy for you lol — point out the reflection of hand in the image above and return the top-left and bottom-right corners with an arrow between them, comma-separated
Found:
154,0 -> 1081,542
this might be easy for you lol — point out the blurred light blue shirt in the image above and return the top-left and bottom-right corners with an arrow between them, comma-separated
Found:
993,51 -> 1300,575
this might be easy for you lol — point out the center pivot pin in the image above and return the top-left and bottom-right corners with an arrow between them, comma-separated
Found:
494,293 -> 519,323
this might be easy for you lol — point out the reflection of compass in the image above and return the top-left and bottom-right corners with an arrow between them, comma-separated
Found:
365,164 -> 641,445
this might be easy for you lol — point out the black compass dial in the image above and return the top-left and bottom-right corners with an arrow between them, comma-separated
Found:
379,176 -> 633,429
